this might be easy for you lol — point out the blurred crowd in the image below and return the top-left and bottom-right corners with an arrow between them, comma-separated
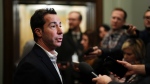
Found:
21,7 -> 150,84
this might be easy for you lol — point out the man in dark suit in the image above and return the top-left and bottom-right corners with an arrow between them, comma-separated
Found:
56,11 -> 83,84
13,8 -> 63,84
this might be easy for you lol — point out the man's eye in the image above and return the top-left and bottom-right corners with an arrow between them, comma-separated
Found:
127,53 -> 132,56
50,25 -> 56,28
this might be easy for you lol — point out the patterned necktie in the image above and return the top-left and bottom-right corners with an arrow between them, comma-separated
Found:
73,34 -> 78,44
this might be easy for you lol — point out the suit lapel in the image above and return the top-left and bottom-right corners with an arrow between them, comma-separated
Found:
68,33 -> 76,47
33,44 -> 62,84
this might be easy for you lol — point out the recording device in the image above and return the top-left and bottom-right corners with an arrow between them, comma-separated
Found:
79,62 -> 98,77
84,47 -> 94,55
122,25 -> 130,30
104,56 -> 128,78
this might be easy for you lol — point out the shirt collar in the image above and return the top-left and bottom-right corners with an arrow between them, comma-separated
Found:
72,31 -> 80,35
36,43 -> 58,60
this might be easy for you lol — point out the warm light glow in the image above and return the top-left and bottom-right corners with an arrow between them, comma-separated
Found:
19,4 -> 87,57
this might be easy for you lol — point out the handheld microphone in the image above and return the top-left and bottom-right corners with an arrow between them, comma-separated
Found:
79,62 -> 98,77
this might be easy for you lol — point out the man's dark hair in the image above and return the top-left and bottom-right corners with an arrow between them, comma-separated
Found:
30,8 -> 57,41
101,24 -> 110,31
143,6 -> 150,18
69,11 -> 82,21
112,8 -> 127,21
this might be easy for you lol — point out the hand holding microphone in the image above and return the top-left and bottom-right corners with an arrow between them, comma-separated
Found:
78,62 -> 112,84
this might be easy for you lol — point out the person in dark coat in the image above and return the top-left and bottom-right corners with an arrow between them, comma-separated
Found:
13,8 -> 63,84
56,11 -> 83,84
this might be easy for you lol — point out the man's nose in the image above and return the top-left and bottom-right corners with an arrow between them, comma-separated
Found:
113,18 -> 118,22
57,26 -> 63,34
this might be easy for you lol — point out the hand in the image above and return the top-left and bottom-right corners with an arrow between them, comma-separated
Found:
126,25 -> 137,35
109,72 -> 125,83
85,46 -> 102,58
92,75 -> 112,84
57,62 -> 70,70
117,60 -> 135,76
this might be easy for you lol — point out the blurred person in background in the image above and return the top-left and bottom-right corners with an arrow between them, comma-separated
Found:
96,24 -> 110,47
80,29 -> 98,84
92,60 -> 150,84
81,29 -> 98,66
89,8 -> 131,77
110,38 -> 146,83
139,7 -> 150,46
99,8 -> 129,60
93,39 -> 150,84
56,11 -> 83,84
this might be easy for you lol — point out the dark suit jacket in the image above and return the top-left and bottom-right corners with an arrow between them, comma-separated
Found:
13,44 -> 62,84
55,29 -> 83,84
56,29 -> 83,62
139,29 -> 150,46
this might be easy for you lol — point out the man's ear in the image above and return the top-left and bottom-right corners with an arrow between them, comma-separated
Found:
34,28 -> 42,37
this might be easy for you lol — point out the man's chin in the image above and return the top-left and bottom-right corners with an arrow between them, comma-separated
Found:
112,27 -> 120,30
56,44 -> 62,47
69,26 -> 75,30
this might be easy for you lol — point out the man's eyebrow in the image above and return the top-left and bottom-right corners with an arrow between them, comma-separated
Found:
49,22 -> 56,24
48,22 -> 61,25
48,22 -> 56,26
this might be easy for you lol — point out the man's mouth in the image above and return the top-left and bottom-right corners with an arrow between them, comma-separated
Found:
57,38 -> 63,42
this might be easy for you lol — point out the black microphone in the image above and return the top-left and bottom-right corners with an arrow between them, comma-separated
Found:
79,62 -> 98,77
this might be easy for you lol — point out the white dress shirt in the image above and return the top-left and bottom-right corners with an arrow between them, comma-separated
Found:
36,43 -> 63,83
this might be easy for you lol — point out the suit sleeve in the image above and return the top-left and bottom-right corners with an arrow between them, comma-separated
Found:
13,62 -> 42,84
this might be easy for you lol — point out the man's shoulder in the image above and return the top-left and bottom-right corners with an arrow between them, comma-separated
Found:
19,52 -> 38,64
16,52 -> 43,73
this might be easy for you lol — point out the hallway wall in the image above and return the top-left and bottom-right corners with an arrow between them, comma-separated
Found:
103,0 -> 150,30
0,0 -> 3,83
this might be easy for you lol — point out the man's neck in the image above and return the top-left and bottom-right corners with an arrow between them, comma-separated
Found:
72,26 -> 80,32
36,40 -> 55,53
112,28 -> 122,32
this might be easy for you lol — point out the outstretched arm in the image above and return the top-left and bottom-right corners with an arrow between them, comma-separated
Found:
117,60 -> 146,75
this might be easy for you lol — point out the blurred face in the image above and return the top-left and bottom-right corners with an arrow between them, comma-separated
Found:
144,11 -> 150,28
99,26 -> 108,39
110,10 -> 125,30
68,12 -> 81,30
81,34 -> 89,51
123,47 -> 136,64
35,14 -> 63,50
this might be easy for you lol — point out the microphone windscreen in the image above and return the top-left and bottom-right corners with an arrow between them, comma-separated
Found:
79,62 -> 94,75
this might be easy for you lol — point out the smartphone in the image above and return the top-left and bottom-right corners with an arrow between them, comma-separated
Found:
84,47 -> 94,55
122,25 -> 130,30
104,56 -> 128,78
